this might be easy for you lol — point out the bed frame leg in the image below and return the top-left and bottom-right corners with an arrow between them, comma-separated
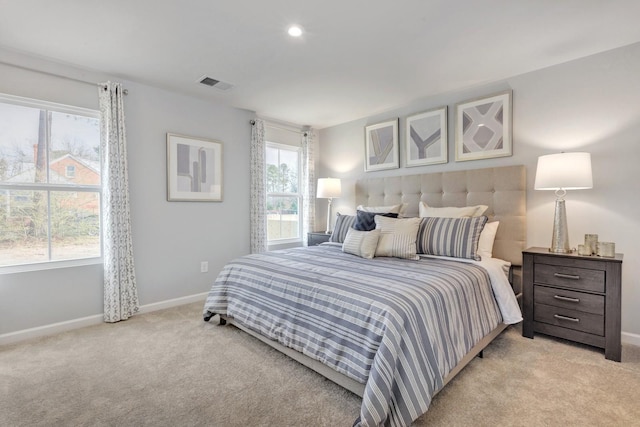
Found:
478,350 -> 484,359
203,311 -> 227,325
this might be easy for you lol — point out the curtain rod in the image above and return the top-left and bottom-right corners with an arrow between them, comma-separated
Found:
250,119 -> 307,136
0,60 -> 128,95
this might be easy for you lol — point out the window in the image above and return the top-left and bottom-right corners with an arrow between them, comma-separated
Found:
0,94 -> 101,268
266,142 -> 301,244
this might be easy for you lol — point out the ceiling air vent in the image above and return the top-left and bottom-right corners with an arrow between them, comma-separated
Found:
198,75 -> 234,91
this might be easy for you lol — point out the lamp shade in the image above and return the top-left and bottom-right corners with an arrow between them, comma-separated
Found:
534,152 -> 593,191
317,178 -> 342,199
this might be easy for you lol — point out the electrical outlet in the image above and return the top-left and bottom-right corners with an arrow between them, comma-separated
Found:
200,261 -> 208,273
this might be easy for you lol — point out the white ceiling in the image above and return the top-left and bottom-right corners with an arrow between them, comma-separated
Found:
2,0 -> 640,129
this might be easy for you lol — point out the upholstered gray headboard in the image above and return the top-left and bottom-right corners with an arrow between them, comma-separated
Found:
355,165 -> 526,266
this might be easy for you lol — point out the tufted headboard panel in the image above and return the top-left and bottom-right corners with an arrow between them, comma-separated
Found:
355,165 -> 526,266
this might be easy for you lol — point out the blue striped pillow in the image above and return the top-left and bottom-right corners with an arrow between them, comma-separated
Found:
416,216 -> 488,260
329,213 -> 356,243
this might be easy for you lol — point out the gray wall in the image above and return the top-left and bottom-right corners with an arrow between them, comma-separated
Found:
0,55 -> 252,334
318,42 -> 640,340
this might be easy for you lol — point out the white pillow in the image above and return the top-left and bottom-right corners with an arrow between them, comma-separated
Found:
357,203 -> 408,217
373,216 -> 421,260
477,221 -> 500,260
419,201 -> 488,218
342,228 -> 381,259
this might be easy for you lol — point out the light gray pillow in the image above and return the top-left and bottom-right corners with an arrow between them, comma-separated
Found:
342,228 -> 381,259
373,216 -> 421,260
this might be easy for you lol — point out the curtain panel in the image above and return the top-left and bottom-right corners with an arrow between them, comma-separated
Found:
99,81 -> 139,323
250,119 -> 267,253
301,130 -> 315,245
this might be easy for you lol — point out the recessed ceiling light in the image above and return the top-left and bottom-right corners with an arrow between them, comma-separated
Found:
288,25 -> 303,37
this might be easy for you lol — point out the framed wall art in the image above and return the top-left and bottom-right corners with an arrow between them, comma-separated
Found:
405,107 -> 447,167
167,133 -> 223,201
455,90 -> 512,162
364,119 -> 399,172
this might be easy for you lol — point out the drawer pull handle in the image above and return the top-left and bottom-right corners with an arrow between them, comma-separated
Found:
553,295 -> 580,303
554,273 -> 580,280
554,314 -> 580,323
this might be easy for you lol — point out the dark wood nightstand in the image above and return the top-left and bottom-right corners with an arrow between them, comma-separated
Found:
522,247 -> 623,361
307,232 -> 331,246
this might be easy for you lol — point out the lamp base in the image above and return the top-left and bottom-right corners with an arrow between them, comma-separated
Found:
325,198 -> 333,234
549,198 -> 571,254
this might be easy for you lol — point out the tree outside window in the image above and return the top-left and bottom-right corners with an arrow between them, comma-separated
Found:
0,95 -> 101,267
265,142 -> 301,242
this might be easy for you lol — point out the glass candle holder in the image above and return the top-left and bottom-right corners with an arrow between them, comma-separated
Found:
597,242 -> 615,258
584,234 -> 598,255
577,244 -> 591,256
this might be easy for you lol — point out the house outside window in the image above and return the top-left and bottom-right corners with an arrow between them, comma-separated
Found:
266,142 -> 301,244
0,94 -> 101,268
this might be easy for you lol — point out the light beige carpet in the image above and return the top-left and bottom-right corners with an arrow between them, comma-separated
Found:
1,302 -> 639,427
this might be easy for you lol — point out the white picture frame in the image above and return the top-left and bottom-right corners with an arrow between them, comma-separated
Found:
455,90 -> 512,162
167,133 -> 223,201
405,107 -> 447,167
364,119 -> 399,172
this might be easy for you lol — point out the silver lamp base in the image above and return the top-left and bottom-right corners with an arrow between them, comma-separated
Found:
550,198 -> 571,253
325,198 -> 333,234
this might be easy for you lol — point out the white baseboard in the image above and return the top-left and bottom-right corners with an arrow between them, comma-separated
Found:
136,292 -> 208,314
0,313 -> 104,346
0,292 -> 208,346
622,331 -> 640,347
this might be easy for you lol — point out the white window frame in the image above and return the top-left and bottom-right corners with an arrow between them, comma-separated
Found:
265,141 -> 302,246
0,93 -> 102,273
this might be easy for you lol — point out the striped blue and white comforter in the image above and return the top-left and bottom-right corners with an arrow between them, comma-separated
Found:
204,244 -> 519,427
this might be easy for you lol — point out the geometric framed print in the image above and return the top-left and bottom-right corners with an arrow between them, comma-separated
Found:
167,133 -> 223,201
364,118 -> 399,172
455,90 -> 512,162
405,106 -> 447,167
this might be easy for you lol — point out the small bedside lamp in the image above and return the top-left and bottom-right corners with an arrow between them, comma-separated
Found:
317,178 -> 342,234
534,152 -> 593,253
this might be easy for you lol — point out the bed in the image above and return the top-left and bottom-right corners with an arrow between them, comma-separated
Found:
203,165 -> 526,427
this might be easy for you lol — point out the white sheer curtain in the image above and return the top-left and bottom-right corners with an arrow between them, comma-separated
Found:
250,119 -> 267,253
99,81 -> 139,323
301,130 -> 316,245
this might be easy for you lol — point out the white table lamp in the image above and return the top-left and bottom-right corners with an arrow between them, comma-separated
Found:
534,152 -> 593,253
317,178 -> 342,234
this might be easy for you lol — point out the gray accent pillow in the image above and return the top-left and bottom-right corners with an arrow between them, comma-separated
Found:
329,213 -> 356,243
416,216 -> 488,260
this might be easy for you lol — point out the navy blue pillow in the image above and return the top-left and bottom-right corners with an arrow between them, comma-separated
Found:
353,210 -> 398,231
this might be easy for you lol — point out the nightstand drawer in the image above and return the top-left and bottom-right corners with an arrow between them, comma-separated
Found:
534,303 -> 604,336
534,285 -> 604,315
534,263 -> 605,293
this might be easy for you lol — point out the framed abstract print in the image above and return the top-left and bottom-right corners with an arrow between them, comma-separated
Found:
167,133 -> 223,201
364,119 -> 399,172
455,90 -> 512,162
405,107 -> 447,167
